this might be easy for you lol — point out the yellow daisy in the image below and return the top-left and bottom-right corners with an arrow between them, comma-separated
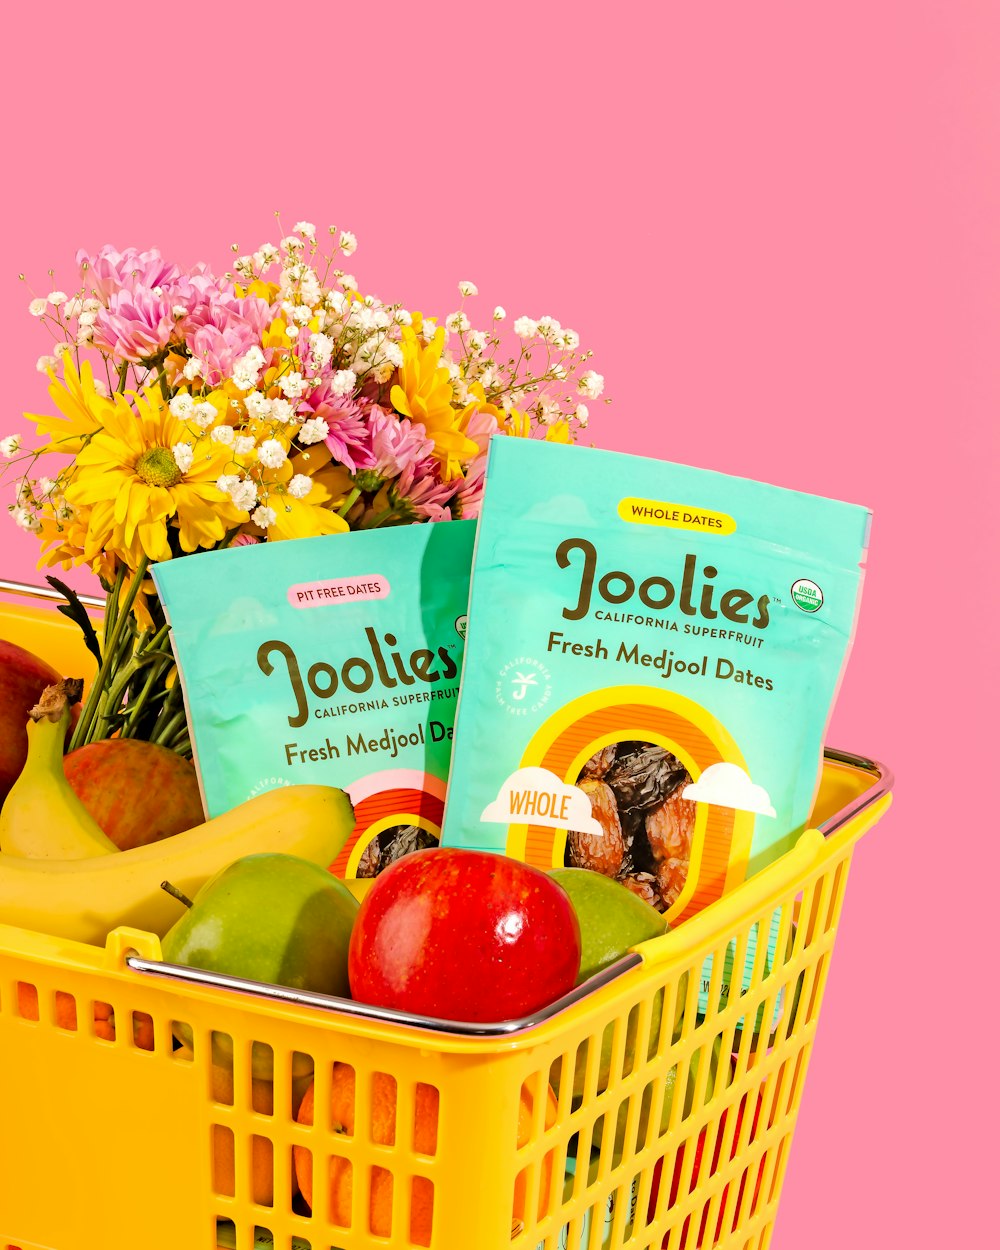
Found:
27,358 -> 116,454
65,388 -> 242,569
391,325 -> 479,479
253,460 -> 349,542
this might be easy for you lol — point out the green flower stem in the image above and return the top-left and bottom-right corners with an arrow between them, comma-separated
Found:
337,486 -> 362,517
152,709 -> 187,750
70,556 -> 150,751
361,507 -> 401,529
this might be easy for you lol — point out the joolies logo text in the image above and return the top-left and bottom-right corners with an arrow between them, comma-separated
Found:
258,628 -> 460,727
556,537 -> 771,628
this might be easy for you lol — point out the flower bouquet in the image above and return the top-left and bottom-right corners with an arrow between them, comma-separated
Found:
2,220 -> 604,757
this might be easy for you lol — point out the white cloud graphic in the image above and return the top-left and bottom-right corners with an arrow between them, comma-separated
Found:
481,766 -> 603,834
682,763 -> 776,818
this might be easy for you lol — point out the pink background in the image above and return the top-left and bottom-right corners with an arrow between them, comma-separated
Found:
2,2 -> 995,1244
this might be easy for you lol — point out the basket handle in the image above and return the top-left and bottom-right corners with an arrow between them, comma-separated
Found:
631,827 -> 825,968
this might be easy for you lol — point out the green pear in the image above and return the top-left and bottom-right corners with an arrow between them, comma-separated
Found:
162,852 -> 358,1078
548,869 -> 687,1103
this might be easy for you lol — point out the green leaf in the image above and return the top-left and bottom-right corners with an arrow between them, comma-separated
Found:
45,575 -> 103,668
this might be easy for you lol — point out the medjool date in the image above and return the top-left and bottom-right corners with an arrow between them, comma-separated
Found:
357,824 -> 439,877
646,786 -> 697,905
604,743 -> 687,814
566,778 -> 625,876
581,743 -> 618,779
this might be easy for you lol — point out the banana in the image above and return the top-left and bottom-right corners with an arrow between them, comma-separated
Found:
0,784 -> 355,945
0,681 -> 118,860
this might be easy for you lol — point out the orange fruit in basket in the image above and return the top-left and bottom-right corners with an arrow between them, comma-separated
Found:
15,983 -> 153,1048
294,1065 -> 558,1242
210,1061 -> 279,1207
294,1065 -> 438,1243
514,1080 -> 560,1224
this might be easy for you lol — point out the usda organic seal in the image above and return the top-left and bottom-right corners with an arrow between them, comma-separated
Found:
791,578 -> 824,612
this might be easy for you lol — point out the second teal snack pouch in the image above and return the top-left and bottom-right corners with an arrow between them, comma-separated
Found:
441,439 -> 869,929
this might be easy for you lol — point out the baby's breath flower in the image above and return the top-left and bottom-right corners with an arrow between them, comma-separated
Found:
493,306 -> 506,320
257,439 -> 287,469
294,221 -> 317,240
53,341 -> 73,358
76,327 -> 95,346
279,371 -> 306,399
244,392 -> 272,420
339,231 -> 358,256
192,402 -> 217,429
47,291 -> 68,307
169,394 -> 194,420
37,476 -> 58,497
330,369 -> 356,397
1,434 -> 23,458
298,416 -> 329,445
514,316 -> 538,340
77,310 -> 97,328
182,357 -> 204,381
292,305 -> 313,326
308,332 -> 334,368
446,311 -> 471,333
36,354 -> 58,373
280,235 -> 304,253
252,504 -> 277,528
562,329 -> 581,349
92,378 -> 109,397
467,330 -> 487,354
171,442 -> 194,473
575,403 -> 590,426
233,435 -> 256,457
211,425 -> 235,445
63,297 -> 82,319
537,316 -> 562,341
11,505 -> 41,533
216,474 -> 239,496
270,398 -> 295,424
257,243 -> 279,265
339,274 -> 358,293
395,308 -> 412,326
28,298 -> 48,317
230,478 -> 258,510
458,280 -> 478,297
578,370 -> 605,399
287,473 -> 313,499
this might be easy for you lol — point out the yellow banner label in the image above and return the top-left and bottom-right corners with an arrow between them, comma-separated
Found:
618,497 -> 737,535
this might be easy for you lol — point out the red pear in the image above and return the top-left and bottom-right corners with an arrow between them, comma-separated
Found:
0,640 -> 66,805
62,738 -> 205,850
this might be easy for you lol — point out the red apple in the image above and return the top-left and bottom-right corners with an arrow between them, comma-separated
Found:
63,738 -> 205,850
348,847 -> 582,1023
647,1077 -> 765,1248
0,641 -> 67,805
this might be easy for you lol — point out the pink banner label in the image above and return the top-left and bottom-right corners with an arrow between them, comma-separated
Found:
288,575 -> 390,608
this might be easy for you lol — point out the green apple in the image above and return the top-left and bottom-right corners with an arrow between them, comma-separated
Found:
162,852 -> 358,1078
548,869 -> 687,1103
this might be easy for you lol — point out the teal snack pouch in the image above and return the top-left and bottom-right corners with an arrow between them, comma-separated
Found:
441,439 -> 869,934
153,521 -> 474,879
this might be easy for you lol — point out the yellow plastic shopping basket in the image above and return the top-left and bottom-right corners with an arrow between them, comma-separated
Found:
0,582 -> 892,1250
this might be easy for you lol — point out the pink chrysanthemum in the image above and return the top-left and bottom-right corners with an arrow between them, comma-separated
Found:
91,285 -> 181,363
391,459 -> 459,522
461,405 -> 499,455
78,245 -> 180,303
301,383 -> 372,475
183,290 -> 275,385
359,405 -> 434,484
451,453 -> 488,520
